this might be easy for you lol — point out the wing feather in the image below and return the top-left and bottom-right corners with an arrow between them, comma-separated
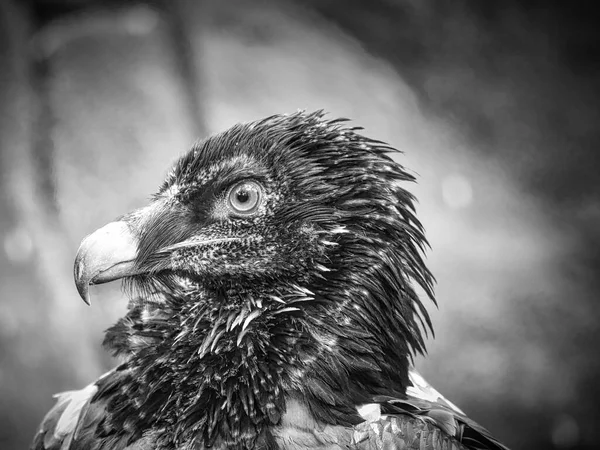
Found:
32,383 -> 98,450
368,369 -> 510,450
30,369 -> 143,450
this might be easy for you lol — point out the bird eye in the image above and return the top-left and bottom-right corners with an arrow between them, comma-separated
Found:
227,180 -> 263,215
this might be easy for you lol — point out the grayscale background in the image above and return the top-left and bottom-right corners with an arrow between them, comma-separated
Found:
1,1 -> 598,449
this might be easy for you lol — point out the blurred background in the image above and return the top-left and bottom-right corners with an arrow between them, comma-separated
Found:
1,1 -> 599,449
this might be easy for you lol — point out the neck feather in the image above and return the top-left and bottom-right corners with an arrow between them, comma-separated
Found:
102,242 -> 426,447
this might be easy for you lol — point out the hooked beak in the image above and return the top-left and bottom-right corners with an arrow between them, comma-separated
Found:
74,221 -> 139,305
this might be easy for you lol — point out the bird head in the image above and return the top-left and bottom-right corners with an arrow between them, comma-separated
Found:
73,111 -> 434,445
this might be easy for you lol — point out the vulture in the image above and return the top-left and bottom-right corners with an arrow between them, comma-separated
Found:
31,111 -> 509,450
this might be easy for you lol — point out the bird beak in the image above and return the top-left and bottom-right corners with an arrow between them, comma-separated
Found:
74,221 -> 139,305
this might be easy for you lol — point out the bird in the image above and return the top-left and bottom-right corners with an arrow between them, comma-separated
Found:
31,111 -> 509,450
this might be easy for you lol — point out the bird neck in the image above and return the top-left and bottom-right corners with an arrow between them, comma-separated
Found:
102,249 -> 420,447
103,282 -> 303,448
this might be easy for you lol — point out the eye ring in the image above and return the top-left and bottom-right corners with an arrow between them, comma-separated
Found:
227,180 -> 263,215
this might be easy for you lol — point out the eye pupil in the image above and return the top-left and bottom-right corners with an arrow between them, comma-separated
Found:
236,190 -> 250,203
